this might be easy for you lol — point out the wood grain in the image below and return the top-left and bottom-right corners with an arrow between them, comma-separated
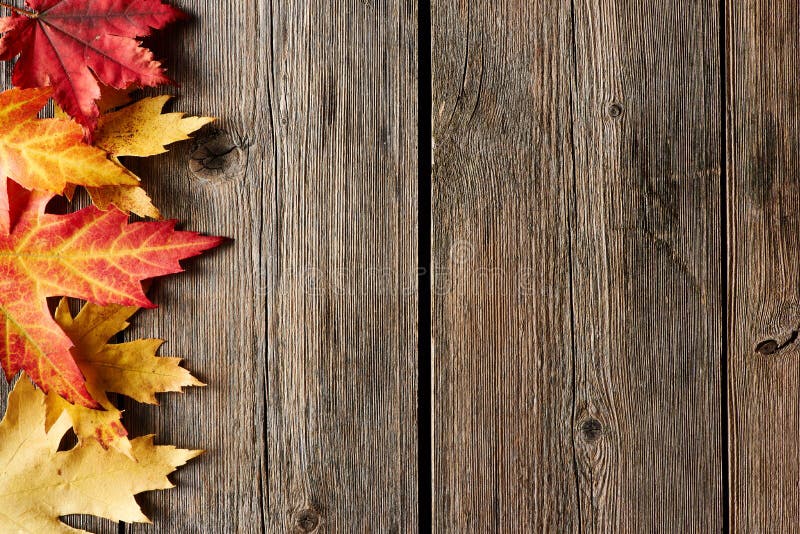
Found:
7,0 -> 800,531
727,1 -> 800,530
0,0 -> 418,532
431,2 -> 580,530
570,1 -> 723,530
121,2 -> 268,530
120,0 -> 419,532
432,1 -> 722,530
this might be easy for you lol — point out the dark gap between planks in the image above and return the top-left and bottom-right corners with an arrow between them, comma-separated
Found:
418,0 -> 433,527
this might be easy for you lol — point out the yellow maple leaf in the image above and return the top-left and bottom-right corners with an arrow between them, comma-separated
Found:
0,378 -> 200,533
95,85 -> 134,114
45,300 -> 203,459
95,95 -> 214,157
80,183 -> 162,219
85,96 -> 214,218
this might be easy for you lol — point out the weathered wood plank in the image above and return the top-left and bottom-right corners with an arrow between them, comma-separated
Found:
117,2 -> 269,531
432,1 -> 722,530
0,1 -> 417,532
121,0 -> 419,532
570,1 -> 723,530
120,1 -> 419,532
431,2 -> 580,530
727,2 -> 800,529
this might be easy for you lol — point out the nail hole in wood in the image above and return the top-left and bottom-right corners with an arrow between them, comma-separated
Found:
755,339 -> 780,355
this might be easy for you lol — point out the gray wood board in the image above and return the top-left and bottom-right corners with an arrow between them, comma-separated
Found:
727,0 -> 800,530
431,0 -> 723,530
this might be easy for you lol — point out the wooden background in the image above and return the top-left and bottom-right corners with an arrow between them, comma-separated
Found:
3,0 -> 800,531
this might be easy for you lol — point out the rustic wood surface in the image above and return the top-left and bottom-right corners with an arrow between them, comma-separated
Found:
2,0 -> 800,532
430,1 -> 580,531
432,0 -> 723,531
125,1 -> 419,532
569,1 -> 723,531
2,0 -> 418,532
727,1 -> 800,530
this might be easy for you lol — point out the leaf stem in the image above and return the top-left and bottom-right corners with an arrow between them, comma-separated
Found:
0,2 -> 36,17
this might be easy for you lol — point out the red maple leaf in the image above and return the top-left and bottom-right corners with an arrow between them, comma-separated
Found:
0,185 -> 221,407
0,0 -> 184,132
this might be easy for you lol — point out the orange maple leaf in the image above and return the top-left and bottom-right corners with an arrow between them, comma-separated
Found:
0,87 -> 137,232
0,189 -> 221,407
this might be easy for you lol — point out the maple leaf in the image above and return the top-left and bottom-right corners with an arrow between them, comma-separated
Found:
0,191 -> 222,408
45,299 -> 203,458
0,0 -> 185,132
88,95 -> 214,218
96,95 -> 214,158
0,87 -> 137,231
0,377 -> 200,533
0,177 -> 30,237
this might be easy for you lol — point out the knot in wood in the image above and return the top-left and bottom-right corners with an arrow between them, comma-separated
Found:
580,418 -> 603,443
293,508 -> 321,533
188,130 -> 246,183
607,102 -> 623,118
